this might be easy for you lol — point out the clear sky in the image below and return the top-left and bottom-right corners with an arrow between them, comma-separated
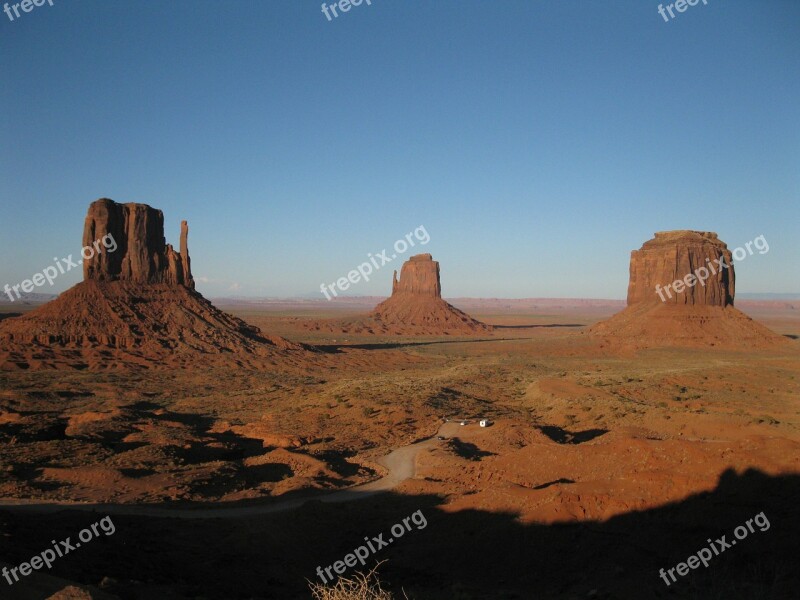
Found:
2,0 -> 798,299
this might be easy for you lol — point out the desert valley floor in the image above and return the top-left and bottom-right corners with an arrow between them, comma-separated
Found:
1,299 -> 798,599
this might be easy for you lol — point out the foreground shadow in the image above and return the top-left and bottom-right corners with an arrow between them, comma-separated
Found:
0,468 -> 797,599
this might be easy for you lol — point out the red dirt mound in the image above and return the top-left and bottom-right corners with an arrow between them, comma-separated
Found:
0,280 -> 306,370
370,295 -> 491,335
590,302 -> 785,349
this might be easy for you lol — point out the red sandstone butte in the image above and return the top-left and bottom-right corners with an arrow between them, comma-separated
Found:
391,253 -> 442,297
0,198 -> 303,370
627,231 -> 733,306
83,198 -> 194,288
590,230 -> 784,348
371,254 -> 490,334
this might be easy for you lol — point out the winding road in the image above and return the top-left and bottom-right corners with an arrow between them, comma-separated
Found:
0,422 -> 461,519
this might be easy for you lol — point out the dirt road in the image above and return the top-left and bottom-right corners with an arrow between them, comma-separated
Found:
0,422 -> 461,519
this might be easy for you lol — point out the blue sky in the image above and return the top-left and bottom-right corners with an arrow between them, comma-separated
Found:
2,0 -> 798,299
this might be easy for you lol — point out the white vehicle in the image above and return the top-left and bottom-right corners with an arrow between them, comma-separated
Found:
479,419 -> 492,427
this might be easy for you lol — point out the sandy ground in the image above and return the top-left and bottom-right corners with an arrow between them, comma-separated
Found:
0,301 -> 798,599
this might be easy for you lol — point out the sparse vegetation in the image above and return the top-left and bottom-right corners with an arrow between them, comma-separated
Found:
309,563 -> 406,600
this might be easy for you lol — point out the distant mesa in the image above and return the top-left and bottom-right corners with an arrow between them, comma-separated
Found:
371,254 -> 490,334
301,253 -> 491,336
590,230 -> 785,348
0,198 -> 305,370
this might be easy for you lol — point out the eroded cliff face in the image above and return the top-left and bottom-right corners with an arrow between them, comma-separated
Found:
626,231 -> 734,306
82,198 -> 194,288
391,253 -> 442,298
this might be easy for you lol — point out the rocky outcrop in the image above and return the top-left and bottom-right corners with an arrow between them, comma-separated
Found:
626,231 -> 733,306
590,231 -> 783,348
391,253 -> 441,297
371,254 -> 490,334
82,198 -> 194,288
302,254 -> 491,335
0,198 -> 306,370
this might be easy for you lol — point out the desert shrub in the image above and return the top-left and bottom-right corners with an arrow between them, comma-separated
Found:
309,563 -> 406,600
